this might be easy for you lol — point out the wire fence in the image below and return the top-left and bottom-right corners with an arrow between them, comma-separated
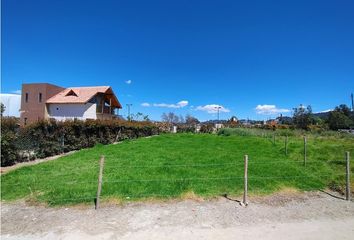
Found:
2,134 -> 352,206
3,158 -> 351,204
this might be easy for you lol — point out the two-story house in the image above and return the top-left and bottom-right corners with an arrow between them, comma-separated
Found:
20,83 -> 122,126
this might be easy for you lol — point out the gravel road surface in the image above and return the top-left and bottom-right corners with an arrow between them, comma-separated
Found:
1,191 -> 354,240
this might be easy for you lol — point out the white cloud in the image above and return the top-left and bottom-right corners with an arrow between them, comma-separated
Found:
255,105 -> 290,115
141,102 -> 151,107
125,80 -> 132,84
316,109 -> 332,113
153,100 -> 189,109
177,100 -> 188,107
11,90 -> 21,94
0,93 -> 21,117
195,104 -> 230,114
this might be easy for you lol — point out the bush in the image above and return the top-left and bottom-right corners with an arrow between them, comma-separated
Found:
1,119 -> 160,166
1,117 -> 20,166
277,124 -> 290,129
155,122 -> 172,133
218,128 -> 263,136
176,124 -> 196,133
199,124 -> 214,134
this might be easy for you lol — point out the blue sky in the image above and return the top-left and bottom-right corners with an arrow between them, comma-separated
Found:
1,0 -> 354,120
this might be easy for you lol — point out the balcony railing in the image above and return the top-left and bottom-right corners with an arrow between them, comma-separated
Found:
96,105 -> 114,115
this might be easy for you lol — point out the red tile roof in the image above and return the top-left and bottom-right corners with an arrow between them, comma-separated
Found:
46,86 -> 121,108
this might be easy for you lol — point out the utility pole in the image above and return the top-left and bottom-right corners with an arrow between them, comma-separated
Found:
126,104 -> 132,121
351,93 -> 354,112
215,106 -> 221,123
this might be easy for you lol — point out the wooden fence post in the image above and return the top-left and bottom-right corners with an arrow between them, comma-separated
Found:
285,135 -> 288,156
303,136 -> 307,167
95,155 -> 105,210
242,155 -> 248,206
346,151 -> 351,201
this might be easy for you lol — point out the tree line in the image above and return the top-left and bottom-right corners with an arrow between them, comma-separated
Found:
160,103 -> 354,131
291,104 -> 354,130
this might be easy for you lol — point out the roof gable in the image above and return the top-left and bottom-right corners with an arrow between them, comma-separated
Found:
65,89 -> 78,97
46,86 -> 122,108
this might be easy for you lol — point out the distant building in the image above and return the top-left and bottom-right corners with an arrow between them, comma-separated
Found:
230,116 -> 238,123
214,123 -> 224,129
20,83 -> 122,126
239,119 -> 251,126
266,119 -> 278,126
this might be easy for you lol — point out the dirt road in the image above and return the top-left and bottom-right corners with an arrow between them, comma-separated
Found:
1,191 -> 354,240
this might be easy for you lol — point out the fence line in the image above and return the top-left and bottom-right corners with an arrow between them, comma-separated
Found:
3,136 -> 352,204
9,159 -> 347,177
55,173 -> 346,185
47,196 -> 97,203
4,158 -> 351,176
45,193 -> 212,203
103,159 -> 348,168
45,181 -> 349,204
6,165 -> 99,174
2,166 -> 345,186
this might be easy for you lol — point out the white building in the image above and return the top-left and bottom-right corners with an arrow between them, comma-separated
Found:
46,86 -> 122,121
20,83 -> 122,126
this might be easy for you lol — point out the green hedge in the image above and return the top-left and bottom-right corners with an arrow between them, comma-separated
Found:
0,117 -> 20,166
1,118 -> 159,166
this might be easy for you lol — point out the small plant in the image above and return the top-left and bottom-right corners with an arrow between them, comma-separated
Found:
200,124 -> 214,133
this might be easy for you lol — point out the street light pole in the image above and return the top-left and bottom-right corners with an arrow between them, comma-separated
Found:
126,104 -> 132,121
215,106 -> 221,123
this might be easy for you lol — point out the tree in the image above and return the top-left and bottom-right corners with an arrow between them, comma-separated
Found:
292,104 -> 314,130
134,112 -> 144,121
334,104 -> 352,117
143,115 -> 150,121
179,115 -> 185,124
185,114 -> 200,125
133,112 -> 150,122
327,111 -> 352,130
161,112 -> 179,124
327,104 -> 354,130
0,103 -> 5,117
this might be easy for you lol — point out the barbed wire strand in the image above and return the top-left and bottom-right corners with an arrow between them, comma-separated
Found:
3,159 -> 349,177
4,171 -> 349,187
47,196 -> 97,203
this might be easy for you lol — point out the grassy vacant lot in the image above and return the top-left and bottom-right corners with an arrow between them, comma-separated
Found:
1,133 -> 353,205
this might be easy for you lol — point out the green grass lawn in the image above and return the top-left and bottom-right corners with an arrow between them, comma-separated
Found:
1,133 -> 353,205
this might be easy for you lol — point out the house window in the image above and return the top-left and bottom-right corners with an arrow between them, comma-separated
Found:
39,93 -> 42,102
24,118 -> 27,126
25,93 -> 29,103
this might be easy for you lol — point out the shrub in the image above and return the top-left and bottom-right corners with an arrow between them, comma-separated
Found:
176,124 -> 196,133
1,119 -> 160,166
218,128 -> 261,136
1,117 -> 20,166
155,122 -> 172,133
200,124 -> 214,134
277,124 -> 290,129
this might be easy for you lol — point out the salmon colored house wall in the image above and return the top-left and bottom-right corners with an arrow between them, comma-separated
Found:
20,83 -> 65,126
